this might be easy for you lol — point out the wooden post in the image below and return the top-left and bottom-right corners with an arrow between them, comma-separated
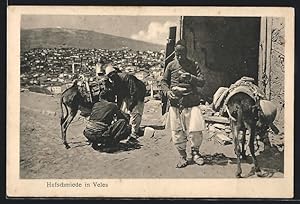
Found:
161,26 -> 177,115
164,26 -> 177,70
258,17 -> 272,100
178,16 -> 184,40
265,18 -> 273,100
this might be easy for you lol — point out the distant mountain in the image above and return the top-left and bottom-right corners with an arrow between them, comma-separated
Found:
21,28 -> 165,52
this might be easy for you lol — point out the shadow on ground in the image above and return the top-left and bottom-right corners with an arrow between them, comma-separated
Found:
199,146 -> 283,178
92,142 -> 143,153
66,138 -> 143,153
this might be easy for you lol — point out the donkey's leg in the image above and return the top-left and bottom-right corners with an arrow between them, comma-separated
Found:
232,120 -> 242,178
248,124 -> 261,175
62,107 -> 78,149
240,129 -> 247,160
61,121 -> 69,149
60,102 -> 69,147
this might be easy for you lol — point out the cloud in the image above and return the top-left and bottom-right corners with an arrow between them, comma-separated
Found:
131,21 -> 177,45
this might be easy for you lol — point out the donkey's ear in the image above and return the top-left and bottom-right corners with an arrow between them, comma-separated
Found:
72,79 -> 78,86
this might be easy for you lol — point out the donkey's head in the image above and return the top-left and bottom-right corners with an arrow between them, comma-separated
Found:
255,100 -> 278,141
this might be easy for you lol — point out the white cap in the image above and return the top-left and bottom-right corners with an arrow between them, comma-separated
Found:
95,63 -> 102,75
105,64 -> 116,75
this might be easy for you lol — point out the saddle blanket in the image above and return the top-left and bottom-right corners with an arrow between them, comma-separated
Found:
212,76 -> 266,115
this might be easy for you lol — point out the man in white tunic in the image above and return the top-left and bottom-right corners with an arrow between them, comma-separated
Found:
161,40 -> 206,168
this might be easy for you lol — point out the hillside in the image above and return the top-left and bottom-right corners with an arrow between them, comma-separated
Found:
21,28 -> 165,52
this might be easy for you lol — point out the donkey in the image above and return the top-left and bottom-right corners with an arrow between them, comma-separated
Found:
225,92 -> 277,178
60,76 -> 113,149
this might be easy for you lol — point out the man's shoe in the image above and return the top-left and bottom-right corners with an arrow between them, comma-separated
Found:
176,157 -> 188,168
137,128 -> 145,137
91,143 -> 100,150
193,154 -> 205,165
191,147 -> 205,166
126,137 -> 139,144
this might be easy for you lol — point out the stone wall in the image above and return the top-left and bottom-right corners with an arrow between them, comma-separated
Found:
257,17 -> 285,132
269,18 -> 285,131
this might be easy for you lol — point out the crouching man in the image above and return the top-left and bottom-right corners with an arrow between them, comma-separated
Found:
83,88 -> 131,150
161,40 -> 206,168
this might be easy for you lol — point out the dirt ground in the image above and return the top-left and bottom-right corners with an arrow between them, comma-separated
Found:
20,91 -> 284,179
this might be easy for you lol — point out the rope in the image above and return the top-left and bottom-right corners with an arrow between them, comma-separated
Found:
165,51 -> 175,62
225,105 -> 237,122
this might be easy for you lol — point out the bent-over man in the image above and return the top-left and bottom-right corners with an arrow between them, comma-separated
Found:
105,63 -> 146,144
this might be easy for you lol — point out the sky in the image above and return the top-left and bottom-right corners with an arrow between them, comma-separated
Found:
21,15 -> 180,45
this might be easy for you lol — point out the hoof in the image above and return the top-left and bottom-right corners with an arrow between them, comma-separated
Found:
254,168 -> 268,177
64,143 -> 71,149
247,170 -> 255,177
256,171 -> 264,177
240,153 -> 247,160
251,166 -> 261,173
256,170 -> 271,177
235,172 -> 242,178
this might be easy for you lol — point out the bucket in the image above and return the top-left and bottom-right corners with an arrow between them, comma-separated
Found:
144,127 -> 155,137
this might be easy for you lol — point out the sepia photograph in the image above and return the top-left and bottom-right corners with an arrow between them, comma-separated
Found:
7,6 -> 294,198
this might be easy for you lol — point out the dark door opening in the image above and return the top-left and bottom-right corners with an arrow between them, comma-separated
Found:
182,17 -> 261,100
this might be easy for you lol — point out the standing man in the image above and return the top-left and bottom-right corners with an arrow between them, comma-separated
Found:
105,63 -> 146,144
161,40 -> 206,168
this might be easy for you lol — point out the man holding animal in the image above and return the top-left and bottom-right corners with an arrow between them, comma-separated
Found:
104,63 -> 147,144
161,40 -> 206,168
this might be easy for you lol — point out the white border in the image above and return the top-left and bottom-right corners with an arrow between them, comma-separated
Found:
7,6 -> 294,198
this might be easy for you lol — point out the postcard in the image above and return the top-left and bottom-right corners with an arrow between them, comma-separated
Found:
7,6 -> 294,198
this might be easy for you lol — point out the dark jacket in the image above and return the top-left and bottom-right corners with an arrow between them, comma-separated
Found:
161,58 -> 205,108
114,73 -> 146,111
89,99 -> 129,124
84,99 -> 130,144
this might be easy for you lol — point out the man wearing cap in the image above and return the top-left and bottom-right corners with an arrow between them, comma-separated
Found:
161,40 -> 206,168
105,63 -> 146,144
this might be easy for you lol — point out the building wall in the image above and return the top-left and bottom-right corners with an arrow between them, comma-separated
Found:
270,18 -> 285,131
182,17 -> 261,101
258,17 -> 285,131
